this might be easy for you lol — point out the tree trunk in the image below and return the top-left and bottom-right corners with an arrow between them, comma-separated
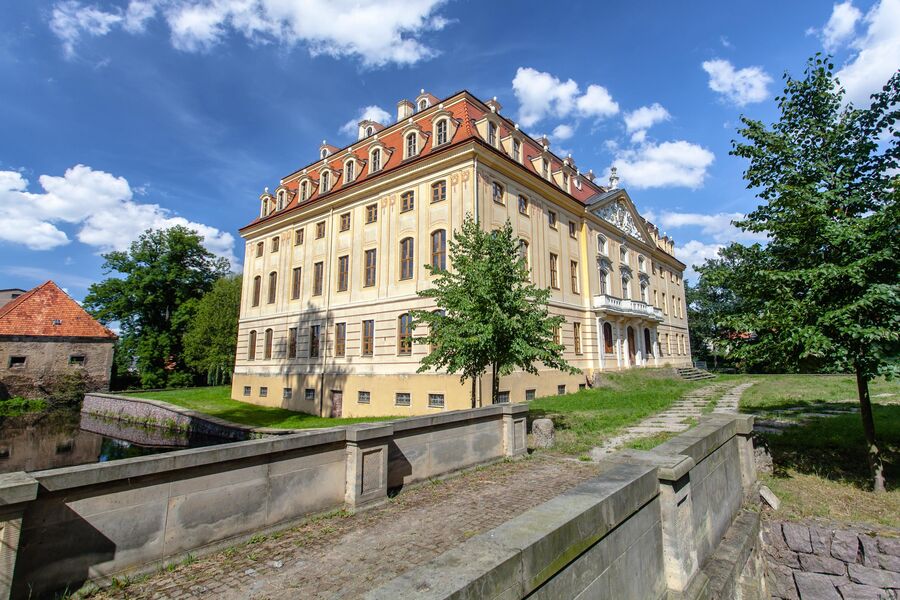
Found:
470,377 -> 476,409
855,365 -> 885,493
491,361 -> 499,405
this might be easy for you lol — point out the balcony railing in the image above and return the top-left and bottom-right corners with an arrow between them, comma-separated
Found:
593,294 -> 664,321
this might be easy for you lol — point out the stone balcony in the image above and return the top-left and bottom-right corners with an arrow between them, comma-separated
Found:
593,294 -> 664,321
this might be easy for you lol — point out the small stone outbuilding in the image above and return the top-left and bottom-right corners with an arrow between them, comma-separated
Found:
0,281 -> 116,399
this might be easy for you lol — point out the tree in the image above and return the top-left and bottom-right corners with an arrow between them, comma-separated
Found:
84,226 -> 230,388
721,56 -> 899,491
183,275 -> 242,385
411,215 -> 578,406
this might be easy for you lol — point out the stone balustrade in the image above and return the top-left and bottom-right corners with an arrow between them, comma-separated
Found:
593,294 -> 664,321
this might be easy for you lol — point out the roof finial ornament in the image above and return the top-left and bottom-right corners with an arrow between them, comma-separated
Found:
609,167 -> 619,190
322,139 -> 326,145
421,88 -> 425,94
264,186 -> 269,194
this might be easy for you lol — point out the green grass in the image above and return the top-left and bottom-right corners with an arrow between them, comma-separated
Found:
126,387 -> 399,429
0,396 -> 47,417
528,370 -> 709,455
738,374 -> 900,413
625,431 -> 677,451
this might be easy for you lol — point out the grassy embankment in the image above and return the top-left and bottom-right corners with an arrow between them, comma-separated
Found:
737,374 -> 900,527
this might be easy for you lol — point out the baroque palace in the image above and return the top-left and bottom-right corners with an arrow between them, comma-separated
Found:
233,90 -> 692,417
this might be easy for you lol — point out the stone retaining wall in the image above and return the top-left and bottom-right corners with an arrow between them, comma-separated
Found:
0,403 -> 528,599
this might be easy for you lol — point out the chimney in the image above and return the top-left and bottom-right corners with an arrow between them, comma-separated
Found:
397,99 -> 415,121
608,166 -> 619,189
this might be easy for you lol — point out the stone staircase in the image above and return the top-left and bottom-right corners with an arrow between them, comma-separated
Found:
676,366 -> 716,381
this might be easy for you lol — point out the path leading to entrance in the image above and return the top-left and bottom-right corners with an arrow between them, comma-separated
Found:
91,455 -> 601,600
588,381 -> 753,460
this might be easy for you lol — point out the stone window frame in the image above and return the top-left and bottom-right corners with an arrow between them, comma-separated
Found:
492,181 -> 504,205
305,388 -> 316,402
400,237 -> 415,280
248,331 -> 257,360
573,322 -> 582,355
358,391 -> 371,404
68,355 -> 86,367
548,210 -> 558,229
283,387 -> 293,400
431,180 -> 447,203
525,389 -> 536,401
557,384 -> 566,395
363,248 -> 377,287
267,271 -> 277,304
243,386 -> 251,396
291,267 -> 302,300
361,319 -> 375,356
549,253 -> 559,289
518,194 -> 529,216
336,255 -> 350,292
255,241 -> 264,257
365,203 -> 378,223
294,228 -> 304,245
313,261 -> 324,296
252,275 -> 261,307
334,322 -> 346,357
397,313 -> 413,356
430,229 -> 447,272
400,190 -> 415,213
316,221 -> 326,239
263,329 -> 273,360
395,392 -> 411,407
570,260 -> 579,294
8,356 -> 26,369
428,393 -> 445,409
339,212 -> 351,232
494,391 -> 510,404
260,386 -> 268,398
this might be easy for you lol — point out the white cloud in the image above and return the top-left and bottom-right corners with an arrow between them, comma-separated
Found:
339,105 -> 392,136
551,124 -> 574,141
49,0 -> 450,67
653,211 -> 768,243
611,141 -> 715,189
701,59 -> 773,106
674,240 -> 724,282
511,67 -> 618,128
0,165 -> 237,267
820,1 -> 863,51
834,0 -> 900,106
624,103 -> 671,133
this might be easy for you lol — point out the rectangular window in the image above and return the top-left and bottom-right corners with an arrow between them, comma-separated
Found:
570,260 -> 579,294
513,139 -> 521,161
243,386 -> 251,397
548,211 -> 557,229
432,180 -> 447,203
401,191 -> 415,212
267,271 -> 277,304
337,255 -> 349,292
68,355 -> 86,366
553,324 -> 561,345
260,386 -> 268,398
252,276 -> 261,307
272,236 -> 280,252
287,327 -> 297,358
313,261 -> 324,296
362,320 -> 375,356
334,322 -> 346,357
364,249 -> 377,287
428,393 -> 445,408
557,384 -> 566,395
549,253 -> 559,289
316,221 -> 326,239
305,388 -> 315,402
494,391 -> 510,404
291,266 -> 302,300
248,330 -> 257,360
518,195 -> 528,215
574,322 -> 582,354
395,392 -> 411,407
366,203 -> 378,223
400,238 -> 414,280
309,325 -> 320,358
398,314 -> 412,355
294,228 -> 304,245
256,241 -> 264,257
283,387 -> 293,400
358,391 -> 371,404
525,389 -> 536,401
569,221 -> 577,238
488,122 -> 497,146
339,212 -> 351,231
492,181 -> 504,204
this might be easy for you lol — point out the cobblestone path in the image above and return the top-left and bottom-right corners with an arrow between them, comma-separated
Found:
93,455 -> 600,599
588,380 -> 752,459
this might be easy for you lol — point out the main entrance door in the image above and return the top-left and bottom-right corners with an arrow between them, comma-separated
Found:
627,327 -> 636,366
330,390 -> 343,418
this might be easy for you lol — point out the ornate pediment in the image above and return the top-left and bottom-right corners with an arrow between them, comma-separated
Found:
593,200 -> 644,242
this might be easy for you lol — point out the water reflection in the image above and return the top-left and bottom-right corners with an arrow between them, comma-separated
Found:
0,410 -> 230,474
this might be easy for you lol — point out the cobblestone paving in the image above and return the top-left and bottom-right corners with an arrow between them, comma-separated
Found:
92,455 -> 600,600
763,519 -> 900,599
588,381 -> 747,459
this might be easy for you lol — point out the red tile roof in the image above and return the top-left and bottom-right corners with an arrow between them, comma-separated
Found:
0,281 -> 116,339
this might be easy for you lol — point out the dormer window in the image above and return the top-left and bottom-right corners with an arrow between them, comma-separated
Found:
488,122 -> 497,146
419,99 -> 428,111
345,160 -> 355,183
320,148 -> 328,159
366,126 -> 374,137
512,139 -> 521,161
371,148 -> 382,172
542,160 -> 549,179
406,133 -> 418,158
435,119 -> 448,146
562,172 -> 569,190
300,180 -> 308,202
277,190 -> 285,210
321,171 -> 330,193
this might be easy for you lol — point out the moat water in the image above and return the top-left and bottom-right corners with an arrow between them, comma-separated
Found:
0,409 -> 230,474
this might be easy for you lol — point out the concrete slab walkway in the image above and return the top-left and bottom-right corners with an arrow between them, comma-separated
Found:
589,381 -> 753,460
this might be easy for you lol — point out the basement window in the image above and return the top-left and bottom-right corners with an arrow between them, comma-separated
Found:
494,391 -> 510,404
283,387 -> 293,400
8,356 -> 26,369
428,393 -> 445,409
259,387 -> 268,398
69,355 -> 86,366
243,386 -> 251,397
525,389 -> 536,401
557,384 -> 566,395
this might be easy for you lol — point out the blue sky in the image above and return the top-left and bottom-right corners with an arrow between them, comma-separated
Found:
2,0 -> 898,297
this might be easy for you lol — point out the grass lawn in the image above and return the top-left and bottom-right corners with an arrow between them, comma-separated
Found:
734,374 -> 900,527
528,370 -> 709,456
126,387 -> 399,429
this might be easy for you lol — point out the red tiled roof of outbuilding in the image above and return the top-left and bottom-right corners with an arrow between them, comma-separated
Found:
0,281 -> 117,339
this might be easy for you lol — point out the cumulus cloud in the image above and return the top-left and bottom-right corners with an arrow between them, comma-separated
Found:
0,165 -> 237,266
511,67 -> 618,127
701,59 -> 773,106
551,123 -> 574,141
611,141 -> 715,190
817,1 -> 863,51
624,103 -> 671,133
653,211 -> 768,243
49,0 -> 450,67
833,0 -> 900,106
339,105 -> 392,136
674,240 -> 725,282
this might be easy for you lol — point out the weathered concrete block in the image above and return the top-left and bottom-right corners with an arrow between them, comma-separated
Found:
531,419 -> 555,449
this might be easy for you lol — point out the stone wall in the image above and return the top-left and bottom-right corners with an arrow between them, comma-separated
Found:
0,403 -> 527,599
0,336 -> 114,398
367,413 -> 765,600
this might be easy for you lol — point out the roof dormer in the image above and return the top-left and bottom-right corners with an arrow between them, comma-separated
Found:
358,119 -> 386,141
259,187 -> 274,218
415,89 -> 439,112
319,140 -> 339,160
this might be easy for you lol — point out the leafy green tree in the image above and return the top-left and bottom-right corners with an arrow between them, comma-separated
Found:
411,215 -> 578,406
84,226 -> 230,388
183,275 -> 242,385
721,56 -> 899,491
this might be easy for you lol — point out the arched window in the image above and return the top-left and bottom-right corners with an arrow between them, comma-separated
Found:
640,282 -> 649,303
406,133 -> 418,157
435,119 -> 448,145
599,269 -> 609,295
248,330 -> 257,360
518,240 -> 529,269
419,99 -> 428,110
603,323 -> 614,353
644,328 -> 653,356
321,171 -> 330,193
400,237 -> 415,280
622,275 -> 631,299
488,122 -> 497,146
263,328 -> 273,359
512,139 -> 521,161
365,125 -> 374,137
371,148 -> 381,172
268,271 -> 277,304
597,235 -> 607,255
431,229 -> 446,271
398,313 -> 412,355
252,276 -> 261,307
638,256 -> 646,272
320,148 -> 328,159
277,191 -> 284,210
300,181 -> 308,202
345,161 -> 355,183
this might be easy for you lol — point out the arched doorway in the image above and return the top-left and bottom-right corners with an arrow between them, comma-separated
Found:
627,326 -> 636,366
644,328 -> 653,357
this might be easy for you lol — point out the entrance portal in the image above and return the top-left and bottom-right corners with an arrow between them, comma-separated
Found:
627,327 -> 636,365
